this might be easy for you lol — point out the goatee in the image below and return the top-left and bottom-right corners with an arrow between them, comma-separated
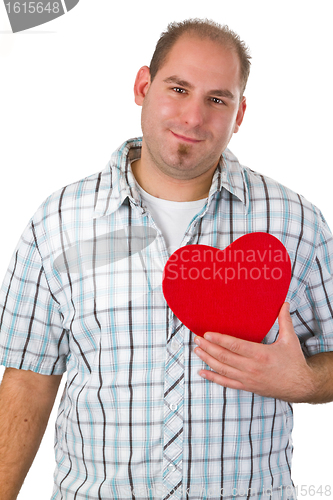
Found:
178,143 -> 191,156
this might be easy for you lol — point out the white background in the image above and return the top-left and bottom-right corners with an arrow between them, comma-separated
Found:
0,1 -> 333,498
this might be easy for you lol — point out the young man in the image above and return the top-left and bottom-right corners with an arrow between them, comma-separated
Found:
1,19 -> 333,500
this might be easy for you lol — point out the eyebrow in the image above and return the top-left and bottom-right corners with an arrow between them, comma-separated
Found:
163,75 -> 236,101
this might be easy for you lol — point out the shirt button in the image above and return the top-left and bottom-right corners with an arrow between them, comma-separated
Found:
170,403 -> 177,411
169,464 -> 176,472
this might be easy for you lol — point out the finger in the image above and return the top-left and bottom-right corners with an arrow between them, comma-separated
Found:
198,368 -> 244,391
194,346 -> 244,381
278,301 -> 292,324
277,302 -> 296,339
194,336 -> 247,371
202,331 -> 262,359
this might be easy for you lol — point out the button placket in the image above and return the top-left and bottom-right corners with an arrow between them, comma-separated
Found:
162,322 -> 185,499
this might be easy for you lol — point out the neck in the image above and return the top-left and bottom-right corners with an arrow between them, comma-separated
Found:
131,148 -> 217,203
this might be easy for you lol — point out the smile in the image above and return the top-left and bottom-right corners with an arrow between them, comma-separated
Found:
170,131 -> 203,144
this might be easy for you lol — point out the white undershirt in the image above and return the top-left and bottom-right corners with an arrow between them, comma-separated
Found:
136,183 -> 207,255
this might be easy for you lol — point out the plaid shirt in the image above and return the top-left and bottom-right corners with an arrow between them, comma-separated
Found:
1,137 -> 333,500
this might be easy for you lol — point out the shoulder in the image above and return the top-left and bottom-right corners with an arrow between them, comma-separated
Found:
239,158 -> 323,232
31,166 -> 111,228
224,149 -> 330,258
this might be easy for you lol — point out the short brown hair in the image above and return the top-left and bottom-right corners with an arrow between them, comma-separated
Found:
149,19 -> 251,96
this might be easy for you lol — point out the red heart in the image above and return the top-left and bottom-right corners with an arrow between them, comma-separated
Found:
162,233 -> 291,342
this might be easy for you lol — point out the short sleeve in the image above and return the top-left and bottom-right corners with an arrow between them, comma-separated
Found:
292,213 -> 333,357
0,220 -> 69,375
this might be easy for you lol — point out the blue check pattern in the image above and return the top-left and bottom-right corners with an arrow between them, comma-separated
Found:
1,137 -> 333,499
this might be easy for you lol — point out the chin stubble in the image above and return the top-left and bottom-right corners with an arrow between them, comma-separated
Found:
177,142 -> 191,157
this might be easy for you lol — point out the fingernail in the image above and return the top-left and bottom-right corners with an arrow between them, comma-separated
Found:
204,333 -> 212,341
194,337 -> 200,346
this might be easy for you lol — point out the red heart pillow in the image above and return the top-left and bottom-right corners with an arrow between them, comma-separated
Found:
162,232 -> 291,342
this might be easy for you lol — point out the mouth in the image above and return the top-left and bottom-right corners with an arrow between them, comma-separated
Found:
170,131 -> 203,144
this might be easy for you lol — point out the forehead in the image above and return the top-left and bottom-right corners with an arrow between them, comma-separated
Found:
157,35 -> 242,93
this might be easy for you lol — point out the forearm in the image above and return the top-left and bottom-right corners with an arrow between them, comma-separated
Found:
305,352 -> 333,404
0,368 -> 61,500
0,397 -> 48,499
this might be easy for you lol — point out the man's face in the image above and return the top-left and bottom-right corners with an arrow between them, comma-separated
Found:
134,35 -> 246,181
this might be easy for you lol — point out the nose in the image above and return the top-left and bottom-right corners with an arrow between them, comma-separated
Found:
180,96 -> 206,129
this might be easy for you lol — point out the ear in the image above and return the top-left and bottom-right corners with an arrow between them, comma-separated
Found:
234,96 -> 247,134
134,66 -> 151,106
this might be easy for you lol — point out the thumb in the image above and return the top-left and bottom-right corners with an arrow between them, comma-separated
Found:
277,302 -> 295,339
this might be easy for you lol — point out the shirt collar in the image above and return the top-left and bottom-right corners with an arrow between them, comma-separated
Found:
93,137 -> 143,219
93,137 -> 249,219
218,148 -> 249,209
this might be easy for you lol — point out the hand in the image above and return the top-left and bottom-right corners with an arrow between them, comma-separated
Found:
193,303 -> 319,402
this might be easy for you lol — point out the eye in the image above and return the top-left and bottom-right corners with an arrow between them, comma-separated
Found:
172,87 -> 187,94
211,97 -> 225,105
